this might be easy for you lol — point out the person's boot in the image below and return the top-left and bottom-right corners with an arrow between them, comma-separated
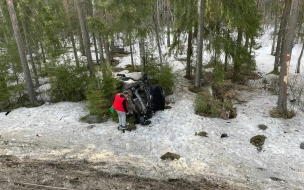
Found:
121,125 -> 128,129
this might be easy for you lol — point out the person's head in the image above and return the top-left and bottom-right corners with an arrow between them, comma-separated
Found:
123,91 -> 130,98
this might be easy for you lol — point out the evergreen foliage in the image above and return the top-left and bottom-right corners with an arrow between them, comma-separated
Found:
90,0 -> 155,37
0,77 -> 10,110
145,58 -> 175,94
169,0 -> 198,56
0,39 -> 26,108
157,64 -> 176,94
86,63 -> 119,116
213,62 -> 226,83
47,63 -> 89,102
86,77 -> 104,115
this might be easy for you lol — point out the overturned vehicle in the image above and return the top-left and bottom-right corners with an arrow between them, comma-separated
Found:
117,74 -> 165,125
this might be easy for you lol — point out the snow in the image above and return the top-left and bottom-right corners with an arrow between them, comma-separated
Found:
1,31 -> 304,190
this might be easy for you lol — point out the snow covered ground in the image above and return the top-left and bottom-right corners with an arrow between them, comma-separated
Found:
1,31 -> 304,189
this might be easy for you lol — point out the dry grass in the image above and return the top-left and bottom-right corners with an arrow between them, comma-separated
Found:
269,108 -> 295,119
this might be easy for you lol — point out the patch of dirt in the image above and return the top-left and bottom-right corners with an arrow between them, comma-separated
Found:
0,155 -> 231,190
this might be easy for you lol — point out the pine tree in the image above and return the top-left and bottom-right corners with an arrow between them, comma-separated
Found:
86,63 -> 118,115
6,0 -> 39,106
277,0 -> 302,113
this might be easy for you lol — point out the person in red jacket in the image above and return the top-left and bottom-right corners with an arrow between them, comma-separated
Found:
112,91 -> 129,129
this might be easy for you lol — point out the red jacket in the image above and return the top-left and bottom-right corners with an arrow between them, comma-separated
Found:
112,93 -> 128,112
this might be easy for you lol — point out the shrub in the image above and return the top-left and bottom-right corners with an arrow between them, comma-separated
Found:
194,86 -> 236,119
157,64 -> 176,94
125,64 -> 141,72
268,76 -> 279,94
194,88 -> 219,118
48,64 -> 89,102
145,61 -> 176,94
0,79 -> 11,111
269,108 -> 295,119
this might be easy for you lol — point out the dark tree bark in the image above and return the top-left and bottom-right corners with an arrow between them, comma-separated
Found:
296,42 -> 304,73
271,10 -> 278,56
104,35 -> 111,65
274,0 -> 291,72
195,0 -> 205,88
224,29 -> 230,72
6,0 -> 38,106
73,0 -> 85,56
40,42 -> 46,64
98,37 -> 104,66
139,37 -> 146,74
129,34 -> 135,69
186,28 -> 192,78
92,33 -> 100,66
75,0 -> 94,76
21,20 -> 39,87
233,28 -> 243,79
63,0 -> 79,67
167,22 -> 171,47
153,6 -> 163,69
87,0 -> 99,67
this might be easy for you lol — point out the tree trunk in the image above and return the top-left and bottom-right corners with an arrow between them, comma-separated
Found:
195,0 -> 205,88
104,35 -> 111,65
6,0 -> 38,106
110,36 -> 115,53
129,34 -> 135,69
73,0 -> 85,56
139,38 -> 146,74
153,8 -> 163,69
274,26 -> 282,71
224,29 -> 230,72
92,32 -> 100,66
21,20 -> 39,87
63,0 -> 79,67
98,37 -> 104,66
233,28 -> 243,79
274,0 -> 291,72
277,0 -> 301,113
186,28 -> 192,78
75,0 -> 94,76
296,42 -> 304,73
40,42 -> 46,64
244,35 -> 249,50
167,22 -> 171,47
271,11 -> 278,56
249,36 -> 254,55
256,0 -> 260,8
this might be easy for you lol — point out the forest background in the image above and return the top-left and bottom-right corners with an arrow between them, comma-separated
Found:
1,0 -> 304,123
